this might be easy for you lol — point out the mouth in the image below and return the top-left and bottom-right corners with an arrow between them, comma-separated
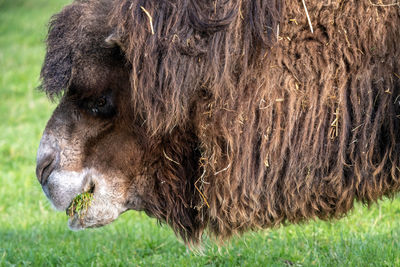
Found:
41,168 -> 129,230
66,182 -> 95,220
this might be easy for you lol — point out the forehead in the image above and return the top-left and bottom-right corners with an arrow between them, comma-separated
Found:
70,49 -> 127,94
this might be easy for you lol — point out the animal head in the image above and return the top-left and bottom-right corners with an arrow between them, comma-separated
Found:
36,1 -> 147,229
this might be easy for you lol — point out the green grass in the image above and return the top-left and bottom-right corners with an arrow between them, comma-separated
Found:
1,1 -> 400,266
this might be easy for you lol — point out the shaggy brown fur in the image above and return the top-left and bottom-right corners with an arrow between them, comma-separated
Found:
40,0 -> 400,244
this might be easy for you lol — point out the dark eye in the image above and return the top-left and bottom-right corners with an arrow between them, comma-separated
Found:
96,97 -> 106,107
91,97 -> 106,114
86,94 -> 115,118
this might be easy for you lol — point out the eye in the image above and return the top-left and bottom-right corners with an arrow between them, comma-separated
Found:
96,97 -> 106,107
91,97 -> 106,114
85,94 -> 116,118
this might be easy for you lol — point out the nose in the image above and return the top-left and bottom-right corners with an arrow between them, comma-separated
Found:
36,153 -> 58,185
36,134 -> 60,185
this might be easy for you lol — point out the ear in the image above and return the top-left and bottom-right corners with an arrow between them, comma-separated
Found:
105,32 -> 125,50
40,5 -> 81,98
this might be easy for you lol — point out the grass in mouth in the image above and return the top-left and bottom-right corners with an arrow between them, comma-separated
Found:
67,192 -> 94,219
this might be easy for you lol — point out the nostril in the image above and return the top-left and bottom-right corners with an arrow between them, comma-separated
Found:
36,155 -> 57,185
36,133 -> 60,185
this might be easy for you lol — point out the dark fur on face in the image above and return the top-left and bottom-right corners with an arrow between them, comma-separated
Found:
38,0 -> 400,245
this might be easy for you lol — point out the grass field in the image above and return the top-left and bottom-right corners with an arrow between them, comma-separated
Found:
1,1 -> 400,266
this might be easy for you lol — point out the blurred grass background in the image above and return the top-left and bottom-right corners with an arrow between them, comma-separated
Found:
1,0 -> 400,266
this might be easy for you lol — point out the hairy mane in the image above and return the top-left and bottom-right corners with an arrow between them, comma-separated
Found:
111,0 -> 400,243
109,0 -> 400,242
